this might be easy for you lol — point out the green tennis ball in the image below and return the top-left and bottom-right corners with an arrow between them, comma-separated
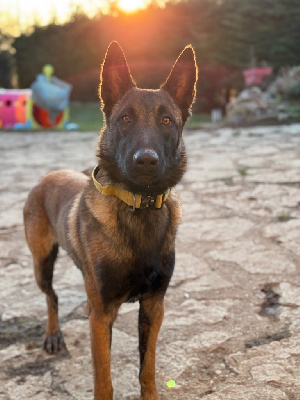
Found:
167,379 -> 176,388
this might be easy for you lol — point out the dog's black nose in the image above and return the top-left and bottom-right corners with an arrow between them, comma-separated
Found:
133,149 -> 159,169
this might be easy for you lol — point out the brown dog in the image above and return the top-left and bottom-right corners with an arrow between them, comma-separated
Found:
23,42 -> 197,400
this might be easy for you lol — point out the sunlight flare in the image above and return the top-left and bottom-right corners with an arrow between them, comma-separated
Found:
117,0 -> 149,13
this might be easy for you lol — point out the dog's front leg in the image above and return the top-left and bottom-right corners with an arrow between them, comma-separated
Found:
139,295 -> 164,400
89,307 -> 117,400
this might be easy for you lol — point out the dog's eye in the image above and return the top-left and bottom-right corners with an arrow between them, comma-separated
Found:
162,117 -> 171,125
122,115 -> 131,123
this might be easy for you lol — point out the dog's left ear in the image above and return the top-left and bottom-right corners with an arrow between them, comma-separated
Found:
161,45 -> 198,123
99,41 -> 136,116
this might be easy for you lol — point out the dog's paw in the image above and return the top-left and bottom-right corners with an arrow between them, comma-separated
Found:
44,330 -> 65,354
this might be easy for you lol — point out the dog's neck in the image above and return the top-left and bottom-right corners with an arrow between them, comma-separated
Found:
91,166 -> 170,211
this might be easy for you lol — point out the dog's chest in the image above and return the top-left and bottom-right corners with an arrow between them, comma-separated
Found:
97,253 -> 174,306
124,263 -> 162,303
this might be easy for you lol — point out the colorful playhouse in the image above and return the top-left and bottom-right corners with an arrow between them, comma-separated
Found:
0,65 -> 72,130
0,89 -> 30,129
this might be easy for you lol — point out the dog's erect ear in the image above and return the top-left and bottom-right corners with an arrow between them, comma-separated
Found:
161,45 -> 198,123
99,42 -> 136,116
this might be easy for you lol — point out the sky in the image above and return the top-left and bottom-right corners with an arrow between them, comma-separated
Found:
0,0 -> 157,35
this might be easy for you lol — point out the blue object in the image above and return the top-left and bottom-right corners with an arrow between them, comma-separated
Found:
31,74 -> 72,121
13,120 -> 33,130
65,122 -> 79,131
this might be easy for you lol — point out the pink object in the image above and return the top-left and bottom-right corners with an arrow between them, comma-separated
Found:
243,67 -> 273,86
0,89 -> 31,128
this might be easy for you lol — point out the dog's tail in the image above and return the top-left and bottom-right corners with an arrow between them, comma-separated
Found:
81,167 -> 93,177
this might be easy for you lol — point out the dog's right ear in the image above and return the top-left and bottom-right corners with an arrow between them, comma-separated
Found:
99,42 -> 136,116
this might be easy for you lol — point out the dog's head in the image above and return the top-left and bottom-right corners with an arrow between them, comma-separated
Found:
97,42 -> 197,194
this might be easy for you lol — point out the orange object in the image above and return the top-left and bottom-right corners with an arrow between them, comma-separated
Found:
15,93 -> 29,123
32,103 -> 63,127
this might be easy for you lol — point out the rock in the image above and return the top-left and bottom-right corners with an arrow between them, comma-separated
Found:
278,282 -> 300,307
202,385 -> 289,400
164,299 -> 234,326
209,240 -> 296,275
264,220 -> 300,257
178,217 -> 254,243
226,87 -> 269,124
1,127 -> 300,400
191,331 -> 232,352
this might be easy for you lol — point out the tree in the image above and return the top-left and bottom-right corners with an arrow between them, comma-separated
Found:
12,0 -> 300,110
0,31 -> 13,88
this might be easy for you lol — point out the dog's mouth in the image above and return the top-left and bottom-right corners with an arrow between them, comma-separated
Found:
125,172 -> 162,193
134,174 -> 157,185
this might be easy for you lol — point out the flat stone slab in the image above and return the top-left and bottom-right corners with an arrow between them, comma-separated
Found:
1,125 -> 300,399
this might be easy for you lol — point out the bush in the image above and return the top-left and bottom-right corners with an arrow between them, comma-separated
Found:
272,67 -> 300,101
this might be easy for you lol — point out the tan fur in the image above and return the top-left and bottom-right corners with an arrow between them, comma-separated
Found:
24,170 -> 181,396
24,42 -> 197,400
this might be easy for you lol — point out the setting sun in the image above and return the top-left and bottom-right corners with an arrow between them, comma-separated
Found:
117,0 -> 149,13
0,0 -> 168,35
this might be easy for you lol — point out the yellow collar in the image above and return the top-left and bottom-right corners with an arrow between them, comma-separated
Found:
92,166 -> 169,210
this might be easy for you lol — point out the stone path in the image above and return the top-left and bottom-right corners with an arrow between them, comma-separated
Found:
0,125 -> 300,400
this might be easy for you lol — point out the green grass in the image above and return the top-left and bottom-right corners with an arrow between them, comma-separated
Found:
69,102 -> 104,131
0,101 -> 208,132
69,102 -> 210,131
288,103 -> 300,118
277,214 -> 292,222
185,113 -> 211,129
237,166 -> 249,176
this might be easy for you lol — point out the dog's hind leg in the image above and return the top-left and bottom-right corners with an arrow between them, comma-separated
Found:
34,243 -> 65,353
24,201 -> 64,354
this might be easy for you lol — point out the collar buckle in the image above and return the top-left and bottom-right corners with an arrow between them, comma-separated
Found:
140,194 -> 160,210
130,193 -> 137,212
146,195 -> 156,209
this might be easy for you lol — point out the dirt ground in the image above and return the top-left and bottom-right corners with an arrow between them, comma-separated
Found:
1,125 -> 300,400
